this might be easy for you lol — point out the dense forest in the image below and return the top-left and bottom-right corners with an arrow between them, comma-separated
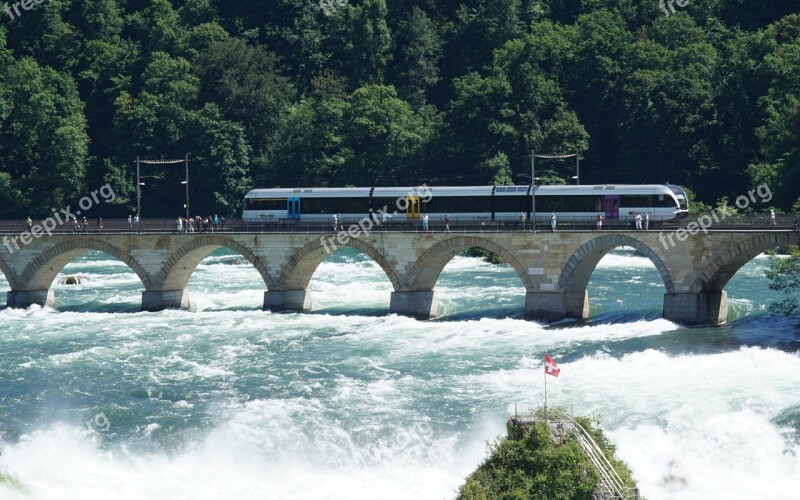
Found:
0,0 -> 798,218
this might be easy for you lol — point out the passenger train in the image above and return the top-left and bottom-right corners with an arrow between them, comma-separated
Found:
242,184 -> 689,224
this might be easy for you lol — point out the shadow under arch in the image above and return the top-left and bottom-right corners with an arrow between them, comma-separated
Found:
558,234 -> 675,294
18,239 -> 153,291
690,233 -> 796,293
156,235 -> 272,290
276,238 -> 400,291
403,236 -> 532,291
0,253 -> 17,289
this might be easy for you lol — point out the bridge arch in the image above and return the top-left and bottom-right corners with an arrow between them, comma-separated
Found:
690,233 -> 796,293
558,234 -> 675,294
0,254 -> 17,289
18,239 -> 153,291
156,235 -> 272,290
404,236 -> 532,291
277,238 -> 400,291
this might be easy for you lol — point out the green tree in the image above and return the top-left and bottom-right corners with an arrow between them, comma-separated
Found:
0,57 -> 88,216
328,0 -> 392,88
391,7 -> 442,108
198,38 -> 292,180
766,247 -> 800,316
187,104 -> 252,215
751,19 -> 800,208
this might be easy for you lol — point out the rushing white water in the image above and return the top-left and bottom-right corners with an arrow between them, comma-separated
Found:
0,249 -> 798,499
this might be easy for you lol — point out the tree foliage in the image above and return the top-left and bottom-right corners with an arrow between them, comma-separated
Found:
457,418 -> 637,500
766,246 -> 800,316
0,1 -> 798,217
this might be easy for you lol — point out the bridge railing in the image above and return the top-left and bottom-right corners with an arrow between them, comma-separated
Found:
0,214 -> 797,235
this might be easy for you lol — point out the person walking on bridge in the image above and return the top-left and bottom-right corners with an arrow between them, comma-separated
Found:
550,213 -> 557,232
770,209 -> 776,226
597,214 -> 603,231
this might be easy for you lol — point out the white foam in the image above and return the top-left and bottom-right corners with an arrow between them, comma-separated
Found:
538,348 -> 800,499
1,249 -> 797,500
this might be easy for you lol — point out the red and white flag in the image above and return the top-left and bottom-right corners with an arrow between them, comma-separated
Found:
544,354 -> 560,378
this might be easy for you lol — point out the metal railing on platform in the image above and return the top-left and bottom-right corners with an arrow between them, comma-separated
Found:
509,403 -> 639,500
548,407 -> 639,500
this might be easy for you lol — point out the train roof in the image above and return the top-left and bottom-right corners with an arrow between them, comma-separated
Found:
245,184 -> 680,197
246,187 -> 372,198
534,184 -> 676,195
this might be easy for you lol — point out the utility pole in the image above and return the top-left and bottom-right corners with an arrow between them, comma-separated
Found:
530,150 -> 581,229
137,156 -> 190,233
184,154 -> 190,224
531,150 -> 536,233
136,156 -> 141,234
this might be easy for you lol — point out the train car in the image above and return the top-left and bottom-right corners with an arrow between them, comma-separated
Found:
242,184 -> 688,223
533,184 -> 689,222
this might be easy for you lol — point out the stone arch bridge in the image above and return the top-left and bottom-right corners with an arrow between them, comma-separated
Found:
1,231 -> 797,325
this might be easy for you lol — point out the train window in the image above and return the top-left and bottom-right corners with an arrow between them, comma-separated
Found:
538,196 -> 603,212
494,196 -> 527,213
245,198 -> 286,211
621,196 -> 652,207
425,196 -> 492,214
621,195 -> 677,208
372,197 -> 404,212
303,197 -> 370,214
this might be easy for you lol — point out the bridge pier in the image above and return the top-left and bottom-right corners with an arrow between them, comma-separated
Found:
525,291 -> 589,322
263,290 -> 312,313
663,291 -> 728,325
390,290 -> 439,319
6,289 -> 55,309
141,290 -> 190,312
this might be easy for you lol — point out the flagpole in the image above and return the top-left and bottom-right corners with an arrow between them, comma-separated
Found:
544,355 -> 548,421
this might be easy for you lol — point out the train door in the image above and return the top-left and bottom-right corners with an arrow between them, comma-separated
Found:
287,197 -> 301,219
604,195 -> 619,220
406,196 -> 420,219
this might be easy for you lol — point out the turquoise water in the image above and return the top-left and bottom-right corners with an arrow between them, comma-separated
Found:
0,248 -> 798,499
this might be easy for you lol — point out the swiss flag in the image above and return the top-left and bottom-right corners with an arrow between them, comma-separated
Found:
544,354 -> 560,378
